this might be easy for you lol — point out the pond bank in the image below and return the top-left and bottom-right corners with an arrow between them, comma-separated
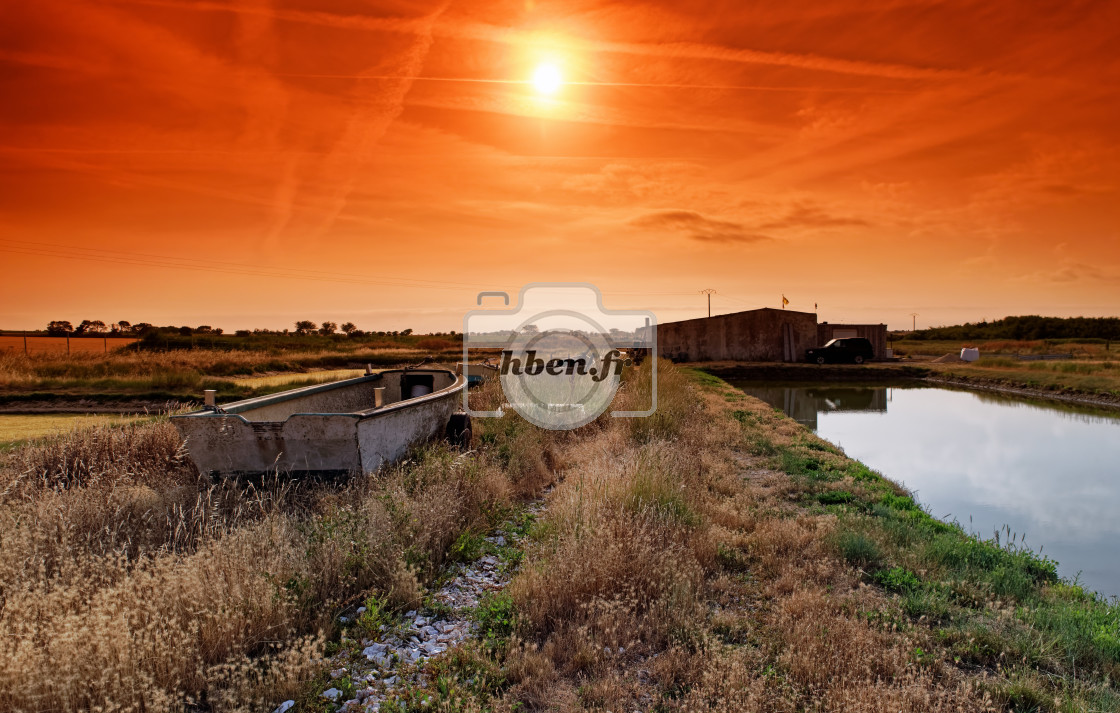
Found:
698,361 -> 1120,411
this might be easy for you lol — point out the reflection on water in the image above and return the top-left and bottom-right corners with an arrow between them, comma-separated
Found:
732,381 -> 1120,598
743,385 -> 889,430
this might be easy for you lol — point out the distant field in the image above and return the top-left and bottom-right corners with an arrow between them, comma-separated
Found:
0,336 -> 138,354
0,413 -> 147,449
925,359 -> 1120,397
892,338 -> 1119,359
0,345 -> 442,404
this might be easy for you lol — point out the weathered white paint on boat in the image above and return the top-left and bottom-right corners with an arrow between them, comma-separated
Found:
172,368 -> 466,476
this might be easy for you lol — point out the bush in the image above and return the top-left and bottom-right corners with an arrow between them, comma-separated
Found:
874,566 -> 922,594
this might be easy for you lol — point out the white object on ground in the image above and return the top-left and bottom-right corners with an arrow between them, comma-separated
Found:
960,347 -> 980,362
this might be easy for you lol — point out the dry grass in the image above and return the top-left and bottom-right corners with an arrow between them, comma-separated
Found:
227,368 -> 368,389
5,358 -> 1114,712
0,346 -> 450,399
473,362 -> 1015,712
893,339 -> 1120,359
0,387 -> 553,711
926,359 -> 1120,397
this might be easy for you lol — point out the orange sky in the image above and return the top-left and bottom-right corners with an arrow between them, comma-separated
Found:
1,0 -> 1118,332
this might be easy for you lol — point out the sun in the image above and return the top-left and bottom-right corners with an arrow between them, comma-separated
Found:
532,63 -> 562,94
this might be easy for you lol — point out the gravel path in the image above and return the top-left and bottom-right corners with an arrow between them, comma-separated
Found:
274,499 -> 545,712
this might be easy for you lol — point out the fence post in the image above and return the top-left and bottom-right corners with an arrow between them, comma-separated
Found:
104,336 -> 107,354
24,333 -> 28,355
66,335 -> 70,355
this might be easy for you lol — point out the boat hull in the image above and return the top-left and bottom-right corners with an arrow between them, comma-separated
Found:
172,369 -> 466,476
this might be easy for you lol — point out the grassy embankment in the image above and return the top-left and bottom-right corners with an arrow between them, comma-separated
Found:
380,365 -> 1116,711
0,340 -> 461,407
888,340 -> 1120,399
1,361 -> 1116,711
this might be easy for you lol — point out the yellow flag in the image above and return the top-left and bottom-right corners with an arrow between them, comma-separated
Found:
782,295 -> 789,307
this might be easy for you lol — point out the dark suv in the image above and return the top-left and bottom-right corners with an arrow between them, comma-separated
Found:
806,338 -> 875,364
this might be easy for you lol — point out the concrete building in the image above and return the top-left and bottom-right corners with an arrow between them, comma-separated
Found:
647,310 -> 890,363
654,308 -> 819,362
817,322 -> 889,360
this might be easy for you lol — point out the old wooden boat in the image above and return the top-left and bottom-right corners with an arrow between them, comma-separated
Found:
457,360 -> 499,386
172,368 -> 469,476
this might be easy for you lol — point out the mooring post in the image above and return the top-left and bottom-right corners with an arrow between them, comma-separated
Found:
204,390 -> 216,408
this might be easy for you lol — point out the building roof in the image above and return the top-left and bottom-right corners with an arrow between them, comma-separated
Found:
656,306 -> 817,328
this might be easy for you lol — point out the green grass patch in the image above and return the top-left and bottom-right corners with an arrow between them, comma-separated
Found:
874,566 -> 922,594
835,529 -> 881,569
473,592 -> 516,654
816,489 -> 855,505
779,450 -> 845,481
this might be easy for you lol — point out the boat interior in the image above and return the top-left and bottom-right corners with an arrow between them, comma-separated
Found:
214,369 -> 459,422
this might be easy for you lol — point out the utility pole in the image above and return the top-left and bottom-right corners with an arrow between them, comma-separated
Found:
909,313 -> 919,331
699,288 -> 715,318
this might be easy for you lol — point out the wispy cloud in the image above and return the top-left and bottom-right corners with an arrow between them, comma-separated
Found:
112,0 -> 987,82
758,204 -> 870,231
629,210 -> 771,243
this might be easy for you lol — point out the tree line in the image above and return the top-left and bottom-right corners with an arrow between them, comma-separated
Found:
905,315 -> 1120,341
45,320 -> 174,336
40,320 -> 455,339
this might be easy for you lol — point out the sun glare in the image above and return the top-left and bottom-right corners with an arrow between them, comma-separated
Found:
532,63 -> 562,94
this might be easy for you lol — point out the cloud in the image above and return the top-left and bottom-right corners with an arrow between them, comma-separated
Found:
629,210 -> 771,243
1016,261 -> 1118,285
758,204 -> 870,231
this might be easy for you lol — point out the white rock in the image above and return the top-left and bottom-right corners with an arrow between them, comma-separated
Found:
405,610 -> 417,618
273,701 -> 295,713
322,687 -> 342,700
357,606 -> 367,614
362,643 -> 388,657
414,616 -> 427,627
330,667 -> 347,679
369,653 -> 391,668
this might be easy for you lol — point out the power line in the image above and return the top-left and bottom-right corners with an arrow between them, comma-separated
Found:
699,288 -> 716,318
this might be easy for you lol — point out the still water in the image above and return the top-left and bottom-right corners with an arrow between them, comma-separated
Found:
732,382 -> 1120,598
